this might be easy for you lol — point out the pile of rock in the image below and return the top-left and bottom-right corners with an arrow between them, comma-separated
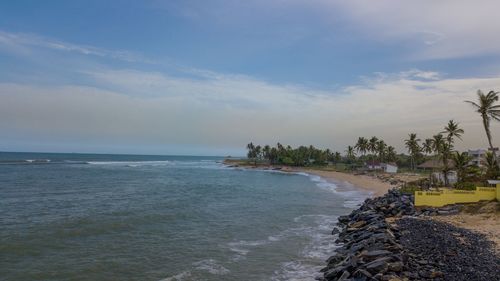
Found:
320,210 -> 406,280
415,205 -> 461,216
357,189 -> 415,217
319,190 -> 416,281
397,217 -> 500,281
319,189 -> 499,281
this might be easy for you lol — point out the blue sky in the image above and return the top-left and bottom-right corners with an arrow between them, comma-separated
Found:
1,0 -> 500,155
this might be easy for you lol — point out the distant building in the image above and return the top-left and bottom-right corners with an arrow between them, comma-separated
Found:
382,163 -> 398,173
366,161 -> 383,170
417,159 -> 457,184
487,180 -> 500,186
432,171 -> 458,185
467,149 -> 487,167
366,161 -> 398,173
417,159 -> 454,170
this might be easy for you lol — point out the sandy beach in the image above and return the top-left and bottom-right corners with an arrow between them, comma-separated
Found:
289,166 -> 500,253
431,209 -> 500,252
295,168 -> 393,197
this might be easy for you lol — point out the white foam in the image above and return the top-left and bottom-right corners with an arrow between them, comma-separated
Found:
159,271 -> 191,281
296,172 -> 341,194
227,239 -> 269,260
87,160 -> 171,166
192,259 -> 230,275
295,172 -> 369,209
271,261 -> 323,281
86,160 -> 227,170
25,159 -> 51,163
264,213 -> 343,280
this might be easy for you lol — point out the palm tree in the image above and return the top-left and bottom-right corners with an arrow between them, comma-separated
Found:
269,147 -> 278,164
355,137 -> 368,158
263,145 -> 271,162
368,136 -> 379,167
376,140 -> 387,162
441,119 -> 464,144
465,90 -> 500,163
452,151 -> 472,183
247,142 -> 256,164
346,146 -> 356,163
386,146 -> 397,162
484,151 -> 499,180
404,133 -> 421,170
439,142 -> 453,187
422,138 -> 433,156
333,151 -> 342,164
431,134 -> 445,155
254,145 -> 262,165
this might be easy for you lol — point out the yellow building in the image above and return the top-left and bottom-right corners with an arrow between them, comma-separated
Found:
414,183 -> 499,207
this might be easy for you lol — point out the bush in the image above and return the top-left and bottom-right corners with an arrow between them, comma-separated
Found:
400,184 -> 423,195
454,182 -> 478,190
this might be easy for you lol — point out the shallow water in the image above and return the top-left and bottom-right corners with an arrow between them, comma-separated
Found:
0,152 -> 368,281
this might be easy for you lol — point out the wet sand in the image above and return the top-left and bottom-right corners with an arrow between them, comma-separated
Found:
293,168 -> 393,197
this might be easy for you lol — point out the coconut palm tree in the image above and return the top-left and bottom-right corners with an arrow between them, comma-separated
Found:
376,140 -> 387,162
431,134 -> 445,155
452,151 -> 472,183
422,139 -> 434,156
386,146 -> 397,162
247,142 -> 256,162
333,151 -> 342,164
439,142 -> 453,187
465,90 -> 500,163
262,145 -> 271,162
355,137 -> 368,158
484,151 -> 499,180
404,133 -> 421,170
441,119 -> 464,144
346,146 -> 356,163
254,145 -> 262,164
368,136 -> 379,166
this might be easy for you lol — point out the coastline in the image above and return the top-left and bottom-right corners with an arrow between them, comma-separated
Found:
225,162 -> 500,248
298,167 -> 500,253
319,190 -> 500,280
223,160 -> 394,197
292,168 -> 393,197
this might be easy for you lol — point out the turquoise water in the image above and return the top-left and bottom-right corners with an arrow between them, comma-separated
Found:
0,152 -> 368,281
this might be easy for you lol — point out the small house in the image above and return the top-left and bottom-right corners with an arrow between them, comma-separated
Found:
366,162 -> 398,173
382,163 -> 398,173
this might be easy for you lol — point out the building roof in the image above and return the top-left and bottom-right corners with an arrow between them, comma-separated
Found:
417,159 -> 454,169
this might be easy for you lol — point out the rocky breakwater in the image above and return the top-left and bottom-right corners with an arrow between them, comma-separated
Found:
319,189 -> 500,281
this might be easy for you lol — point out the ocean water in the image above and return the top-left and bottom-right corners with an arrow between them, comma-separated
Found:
0,152 -> 369,281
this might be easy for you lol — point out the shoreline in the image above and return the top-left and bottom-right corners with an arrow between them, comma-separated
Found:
223,160 -> 394,197
226,162 -> 500,247
291,168 -> 393,197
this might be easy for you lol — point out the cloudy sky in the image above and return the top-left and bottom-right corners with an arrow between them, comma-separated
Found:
1,0 -> 500,156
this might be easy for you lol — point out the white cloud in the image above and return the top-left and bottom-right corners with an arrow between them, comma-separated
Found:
154,0 -> 500,60
0,30 -> 149,62
1,69 -> 498,154
321,0 -> 500,60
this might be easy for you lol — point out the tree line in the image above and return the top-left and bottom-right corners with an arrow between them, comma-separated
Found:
246,143 -> 342,166
245,89 -> 500,183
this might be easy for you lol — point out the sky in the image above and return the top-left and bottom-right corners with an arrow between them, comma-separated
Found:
1,0 -> 500,156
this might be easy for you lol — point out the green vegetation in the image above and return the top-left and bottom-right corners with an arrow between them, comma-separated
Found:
465,90 -> 500,164
245,142 -> 336,167
243,89 -> 499,187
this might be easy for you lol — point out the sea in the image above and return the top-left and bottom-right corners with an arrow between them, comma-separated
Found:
0,152 -> 370,281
